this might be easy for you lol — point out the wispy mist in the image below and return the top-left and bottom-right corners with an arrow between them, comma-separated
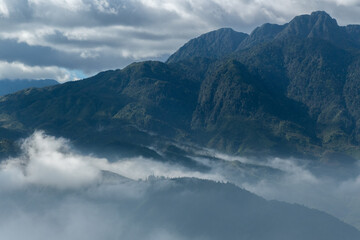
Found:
1,131 -> 360,239
1,131 -> 104,189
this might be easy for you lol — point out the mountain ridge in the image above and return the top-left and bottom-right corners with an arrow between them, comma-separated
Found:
0,79 -> 58,96
166,28 -> 248,64
167,11 -> 360,64
1,11 -> 360,162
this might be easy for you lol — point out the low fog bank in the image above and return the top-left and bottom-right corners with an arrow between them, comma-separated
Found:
192,150 -> 360,229
2,176 -> 360,240
1,131 -> 360,238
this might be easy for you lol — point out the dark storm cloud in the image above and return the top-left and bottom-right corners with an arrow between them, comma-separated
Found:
0,0 -> 359,81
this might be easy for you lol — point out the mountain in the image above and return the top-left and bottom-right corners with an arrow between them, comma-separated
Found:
237,22 -> 286,49
231,11 -> 360,158
0,11 -> 360,163
237,11 -> 359,51
0,62 -> 205,164
190,59 -> 317,155
0,79 -> 58,96
122,177 -> 360,240
276,11 -> 353,47
167,28 -> 248,63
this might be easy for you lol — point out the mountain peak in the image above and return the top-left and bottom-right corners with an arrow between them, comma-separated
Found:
166,28 -> 248,64
273,10 -> 354,47
302,11 -> 335,27
237,23 -> 286,50
310,10 -> 338,28
310,10 -> 332,18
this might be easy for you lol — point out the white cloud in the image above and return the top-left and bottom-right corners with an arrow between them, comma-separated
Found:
2,131 -> 360,229
0,61 -> 77,82
28,0 -> 89,12
94,0 -> 118,14
0,0 -> 9,18
1,131 -> 104,189
331,0 -> 360,6
0,131 -> 223,190
100,157 -> 224,181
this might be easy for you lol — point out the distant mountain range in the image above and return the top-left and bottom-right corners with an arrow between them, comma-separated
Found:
1,11 -> 360,162
0,79 -> 58,96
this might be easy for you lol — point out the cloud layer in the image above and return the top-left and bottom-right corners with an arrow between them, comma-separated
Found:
2,130 -> 360,230
0,131 -> 223,190
0,0 -> 359,81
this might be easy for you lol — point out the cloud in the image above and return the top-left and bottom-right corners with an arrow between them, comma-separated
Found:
1,131 -> 105,189
100,157 -> 224,181
0,131 -> 223,190
0,131 -> 203,239
179,147 -> 360,229
0,0 -> 358,80
0,60 -> 78,82
237,157 -> 360,229
0,0 -> 9,17
2,131 -> 360,230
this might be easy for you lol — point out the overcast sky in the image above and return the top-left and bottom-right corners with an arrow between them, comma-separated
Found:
0,0 -> 359,82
